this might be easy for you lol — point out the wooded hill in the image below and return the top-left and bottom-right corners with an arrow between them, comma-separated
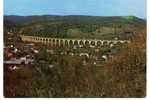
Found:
4,15 -> 146,39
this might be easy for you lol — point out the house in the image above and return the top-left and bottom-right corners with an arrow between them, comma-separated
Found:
79,53 -> 89,58
102,55 -> 108,60
4,57 -> 33,65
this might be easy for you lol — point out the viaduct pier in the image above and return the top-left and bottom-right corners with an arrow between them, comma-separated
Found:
20,35 -> 130,47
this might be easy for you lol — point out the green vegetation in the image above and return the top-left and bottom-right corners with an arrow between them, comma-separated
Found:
4,15 -> 146,39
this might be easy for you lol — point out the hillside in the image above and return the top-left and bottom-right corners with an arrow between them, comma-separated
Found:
4,15 -> 146,39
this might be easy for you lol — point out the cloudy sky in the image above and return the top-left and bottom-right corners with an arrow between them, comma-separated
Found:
4,0 -> 146,18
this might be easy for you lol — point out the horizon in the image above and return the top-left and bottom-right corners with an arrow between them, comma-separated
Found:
4,14 -> 146,20
4,0 -> 146,18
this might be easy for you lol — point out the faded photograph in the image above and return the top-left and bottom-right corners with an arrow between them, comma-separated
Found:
4,0 -> 146,98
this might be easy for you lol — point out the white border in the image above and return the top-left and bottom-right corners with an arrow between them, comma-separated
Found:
0,0 -> 148,100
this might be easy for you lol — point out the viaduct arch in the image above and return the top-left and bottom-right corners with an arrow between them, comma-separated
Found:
20,35 -> 130,47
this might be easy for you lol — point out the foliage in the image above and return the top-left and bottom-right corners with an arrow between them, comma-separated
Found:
4,15 -> 146,39
104,27 -> 146,97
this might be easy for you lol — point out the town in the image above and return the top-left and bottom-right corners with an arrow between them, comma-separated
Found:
4,31 -> 130,72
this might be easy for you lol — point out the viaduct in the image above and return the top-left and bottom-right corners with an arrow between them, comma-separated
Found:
20,35 -> 130,47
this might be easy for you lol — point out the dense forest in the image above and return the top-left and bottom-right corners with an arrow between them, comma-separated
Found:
4,15 -> 146,39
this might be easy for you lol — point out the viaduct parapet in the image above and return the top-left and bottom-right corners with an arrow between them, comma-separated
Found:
20,35 -> 130,47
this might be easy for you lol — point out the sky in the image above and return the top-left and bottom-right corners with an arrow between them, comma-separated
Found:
4,0 -> 146,18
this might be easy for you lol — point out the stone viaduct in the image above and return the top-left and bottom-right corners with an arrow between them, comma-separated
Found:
20,35 -> 130,47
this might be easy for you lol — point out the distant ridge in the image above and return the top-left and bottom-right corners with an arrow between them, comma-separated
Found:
4,15 -> 145,24
4,15 -> 146,39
